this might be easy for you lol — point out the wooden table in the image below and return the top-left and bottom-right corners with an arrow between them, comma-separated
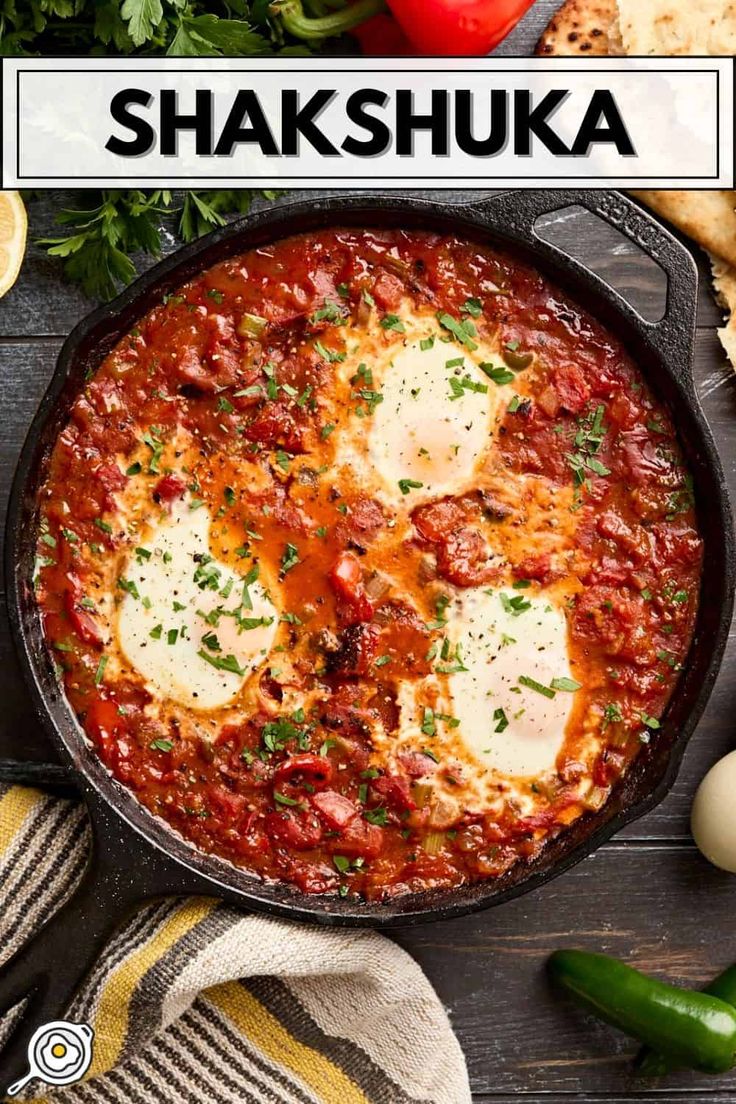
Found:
2,9 -> 736,1101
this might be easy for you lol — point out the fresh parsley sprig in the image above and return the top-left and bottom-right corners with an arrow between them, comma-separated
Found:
2,1 -> 355,301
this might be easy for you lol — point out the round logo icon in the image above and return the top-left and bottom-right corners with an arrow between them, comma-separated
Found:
6,1020 -> 94,1097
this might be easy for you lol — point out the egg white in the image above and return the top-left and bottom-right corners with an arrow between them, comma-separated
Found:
445,586 -> 576,777
330,307 -> 515,512
117,504 -> 277,710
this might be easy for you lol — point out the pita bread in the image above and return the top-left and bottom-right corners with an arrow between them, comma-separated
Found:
535,0 -> 623,55
630,191 -> 736,270
712,257 -> 736,367
617,0 -> 736,55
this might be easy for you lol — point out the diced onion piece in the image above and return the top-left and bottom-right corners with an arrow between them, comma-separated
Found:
423,830 -> 446,854
237,313 -> 268,338
364,571 -> 391,600
582,786 -> 608,811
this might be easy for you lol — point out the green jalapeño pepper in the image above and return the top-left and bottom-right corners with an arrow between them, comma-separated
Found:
548,950 -> 736,1074
637,964 -> 736,1077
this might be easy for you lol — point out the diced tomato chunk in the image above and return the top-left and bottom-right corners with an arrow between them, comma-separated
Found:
372,773 -> 417,812
552,364 -> 590,414
265,810 -> 323,850
85,697 -> 123,742
274,753 -> 334,791
328,551 -> 375,622
311,791 -> 359,830
334,817 -> 384,859
63,588 -> 104,648
154,473 -> 186,502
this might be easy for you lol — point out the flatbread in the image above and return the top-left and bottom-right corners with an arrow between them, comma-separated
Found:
712,257 -> 736,367
535,0 -> 623,54
629,191 -> 736,270
617,0 -> 736,55
536,0 -> 736,366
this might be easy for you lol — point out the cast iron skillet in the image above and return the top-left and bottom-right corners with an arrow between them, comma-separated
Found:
1,189 -> 733,1090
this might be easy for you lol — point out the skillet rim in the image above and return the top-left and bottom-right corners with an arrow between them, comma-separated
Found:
5,189 -> 734,927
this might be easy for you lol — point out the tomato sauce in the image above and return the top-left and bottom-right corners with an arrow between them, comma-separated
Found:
34,229 -> 702,900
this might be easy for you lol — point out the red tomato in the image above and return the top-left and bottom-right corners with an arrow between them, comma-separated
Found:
154,473 -> 186,502
328,551 -> 375,622
274,753 -> 334,791
385,0 -> 536,55
311,791 -> 359,830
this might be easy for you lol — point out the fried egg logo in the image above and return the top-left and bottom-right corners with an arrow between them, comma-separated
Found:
6,1021 -> 94,1097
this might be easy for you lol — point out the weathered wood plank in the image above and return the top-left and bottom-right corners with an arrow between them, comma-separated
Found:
395,845 -> 736,1097
0,340 -> 65,761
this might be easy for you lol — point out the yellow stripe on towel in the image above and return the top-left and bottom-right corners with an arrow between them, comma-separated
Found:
210,982 -> 369,1104
86,898 -> 217,1078
0,787 -> 45,859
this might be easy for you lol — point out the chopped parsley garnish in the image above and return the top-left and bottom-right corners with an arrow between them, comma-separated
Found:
117,577 -> 140,600
380,314 -> 406,333
480,362 -> 514,386
500,592 -> 531,616
149,624 -> 163,640
280,543 -> 300,575
462,297 -> 483,318
437,311 -> 478,351
567,405 -> 610,494
321,423 -> 336,440
448,376 -> 488,400
519,675 -> 556,700
126,462 -> 142,476
421,707 -> 436,736
218,396 -> 234,414
167,628 -> 179,645
364,807 -> 388,826
274,792 -> 300,807
550,677 -> 581,692
639,711 -> 661,730
141,428 -> 164,474
274,450 -> 291,472
198,650 -> 246,677
398,478 -> 423,495
310,300 -> 345,325
94,656 -> 108,685
193,555 -> 222,591
420,336 -> 435,351
374,655 -> 392,667
94,518 -> 112,534
493,707 -> 509,733
602,702 -> 623,729
150,738 -> 174,752
314,339 -> 346,363
426,594 -> 450,631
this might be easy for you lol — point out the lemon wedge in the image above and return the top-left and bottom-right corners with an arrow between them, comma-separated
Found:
0,191 -> 27,298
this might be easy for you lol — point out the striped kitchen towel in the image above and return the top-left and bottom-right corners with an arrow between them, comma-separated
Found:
0,785 -> 471,1104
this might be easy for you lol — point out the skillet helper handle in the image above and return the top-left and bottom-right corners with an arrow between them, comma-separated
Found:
0,840 -> 143,1097
467,189 -> 699,392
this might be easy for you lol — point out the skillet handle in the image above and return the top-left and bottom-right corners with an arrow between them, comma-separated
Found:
0,790 -> 210,1097
466,189 -> 699,394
